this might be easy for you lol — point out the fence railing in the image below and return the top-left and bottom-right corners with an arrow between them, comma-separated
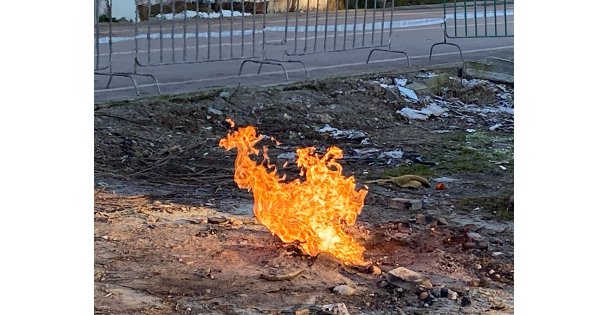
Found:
429,0 -> 514,63
238,0 -> 412,79
95,0 -> 161,96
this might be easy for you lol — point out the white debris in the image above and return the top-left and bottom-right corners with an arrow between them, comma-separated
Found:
360,138 -> 370,145
397,107 -> 429,120
316,124 -> 367,140
219,91 -> 231,98
393,78 -> 418,101
379,149 -> 404,160
499,106 -> 514,115
321,303 -> 350,315
489,123 -> 502,131
156,10 -> 251,20
419,103 -> 448,116
466,129 -> 476,133
397,103 -> 447,120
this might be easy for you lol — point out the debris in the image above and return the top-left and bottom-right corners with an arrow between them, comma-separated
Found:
460,297 -> 472,307
207,217 -> 228,224
366,175 -> 430,189
489,123 -> 502,131
378,149 -> 404,160
259,269 -> 304,281
396,103 -> 447,120
397,107 -> 429,120
321,303 -> 351,315
393,78 -> 419,101
492,252 -> 504,257
386,267 -> 433,292
490,298 -> 507,310
387,198 -> 423,211
219,91 -> 231,98
371,265 -> 382,276
440,288 -> 449,298
435,182 -> 446,190
449,291 -> 458,300
499,106 -> 514,115
316,124 -> 367,140
333,285 -> 356,296
465,129 -> 476,133
499,165 -> 507,171
437,217 -> 449,226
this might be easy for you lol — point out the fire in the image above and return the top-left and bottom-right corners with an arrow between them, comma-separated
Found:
219,120 -> 368,265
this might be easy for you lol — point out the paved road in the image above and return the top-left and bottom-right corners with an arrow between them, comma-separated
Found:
94,5 -> 513,102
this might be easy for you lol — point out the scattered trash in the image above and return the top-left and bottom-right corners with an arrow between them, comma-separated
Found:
156,9 -> 251,20
397,107 -> 429,120
465,129 -> 476,133
489,123 -> 502,131
435,182 -> 446,190
394,78 -> 419,101
397,103 -> 447,120
378,149 -> 404,160
316,124 -> 367,140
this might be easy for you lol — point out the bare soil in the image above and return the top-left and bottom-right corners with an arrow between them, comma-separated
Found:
94,68 -> 514,314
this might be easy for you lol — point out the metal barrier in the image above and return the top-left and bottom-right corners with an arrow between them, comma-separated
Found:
238,0 -> 411,80
132,0 -> 268,69
94,0 -> 160,96
429,0 -> 514,63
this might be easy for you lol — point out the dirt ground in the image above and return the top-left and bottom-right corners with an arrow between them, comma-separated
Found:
94,67 -> 514,314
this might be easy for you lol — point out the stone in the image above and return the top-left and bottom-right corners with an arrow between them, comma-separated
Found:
386,267 -> 433,292
321,303 -> 350,315
440,287 -> 449,298
437,217 -> 449,226
460,297 -> 472,307
388,198 -> 422,211
207,107 -> 223,116
463,58 -> 514,84
419,292 -> 429,300
333,285 -> 356,296
295,309 -> 310,315
449,290 -> 458,300
371,265 -> 382,276
207,217 -> 228,224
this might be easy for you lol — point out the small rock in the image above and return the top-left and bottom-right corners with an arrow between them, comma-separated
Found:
219,91 -> 231,98
430,288 -> 441,298
321,303 -> 350,315
437,217 -> 449,226
440,287 -> 449,298
379,280 -> 389,288
466,231 -> 485,242
371,265 -> 382,276
419,292 -> 429,300
492,251 -> 504,257
489,269 -> 495,275
386,267 -> 432,292
207,217 -> 228,224
468,278 -> 481,287
333,285 -> 356,296
449,291 -> 458,300
461,297 -> 472,307
207,107 -> 223,116
388,198 -> 422,211
295,309 -> 310,315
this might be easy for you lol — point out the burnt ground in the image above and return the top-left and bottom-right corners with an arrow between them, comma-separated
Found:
94,67 -> 514,315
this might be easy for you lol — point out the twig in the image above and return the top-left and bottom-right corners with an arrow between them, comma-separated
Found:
260,269 -> 304,281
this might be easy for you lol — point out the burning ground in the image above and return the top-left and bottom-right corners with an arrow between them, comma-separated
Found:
94,67 -> 514,314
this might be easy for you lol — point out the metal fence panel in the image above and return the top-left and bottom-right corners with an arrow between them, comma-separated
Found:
429,0 -> 514,63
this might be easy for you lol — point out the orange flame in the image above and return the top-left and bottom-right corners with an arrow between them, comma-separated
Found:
219,120 -> 368,265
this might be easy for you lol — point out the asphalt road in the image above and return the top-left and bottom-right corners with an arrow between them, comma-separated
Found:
94,5 -> 514,102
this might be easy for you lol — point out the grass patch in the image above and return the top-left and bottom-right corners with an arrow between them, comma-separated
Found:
434,131 -> 513,174
457,195 -> 514,220
383,163 -> 437,178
